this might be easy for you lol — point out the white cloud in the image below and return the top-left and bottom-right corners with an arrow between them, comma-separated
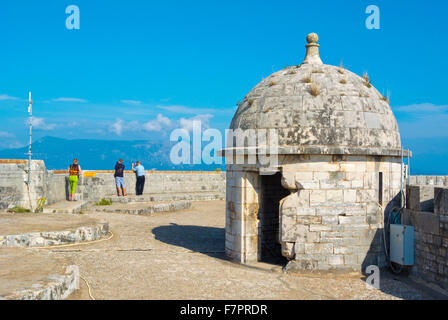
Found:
127,120 -> 141,131
52,97 -> 88,103
0,94 -> 19,101
158,105 -> 218,114
399,113 -> 448,139
179,114 -> 214,131
396,103 -> 448,113
30,117 -> 56,130
143,114 -> 172,132
121,99 -> 142,105
395,103 -> 448,138
110,119 -> 124,135
67,121 -> 79,128
0,131 -> 14,138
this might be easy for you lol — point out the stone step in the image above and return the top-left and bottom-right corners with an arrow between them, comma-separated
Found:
90,200 -> 191,215
106,192 -> 224,203
42,200 -> 88,214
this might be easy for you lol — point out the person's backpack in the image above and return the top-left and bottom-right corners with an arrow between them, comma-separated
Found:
69,164 -> 79,176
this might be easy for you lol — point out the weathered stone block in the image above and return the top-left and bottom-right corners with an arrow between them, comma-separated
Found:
343,190 -> 357,203
402,209 -> 439,235
310,190 -> 326,203
327,190 -> 343,202
435,188 -> 448,216
305,243 -> 334,254
294,242 -> 305,254
328,255 -> 344,265
406,185 -> 420,210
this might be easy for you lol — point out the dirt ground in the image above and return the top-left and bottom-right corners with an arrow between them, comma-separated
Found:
63,201 -> 441,300
0,248 -> 66,296
1,200 -> 445,300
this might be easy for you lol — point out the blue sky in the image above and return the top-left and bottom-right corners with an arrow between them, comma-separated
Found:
0,0 -> 447,173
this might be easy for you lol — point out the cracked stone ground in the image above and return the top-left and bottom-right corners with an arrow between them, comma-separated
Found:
17,200 -> 441,299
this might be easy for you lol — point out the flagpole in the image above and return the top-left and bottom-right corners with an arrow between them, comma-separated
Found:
27,92 -> 33,186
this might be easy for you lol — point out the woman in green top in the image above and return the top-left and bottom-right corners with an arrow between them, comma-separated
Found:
68,158 -> 82,201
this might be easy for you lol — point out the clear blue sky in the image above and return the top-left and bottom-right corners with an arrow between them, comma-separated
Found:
0,0 -> 447,173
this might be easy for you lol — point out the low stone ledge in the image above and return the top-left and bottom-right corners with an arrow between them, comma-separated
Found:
0,222 -> 109,247
93,200 -> 191,215
0,265 -> 79,300
109,193 -> 224,203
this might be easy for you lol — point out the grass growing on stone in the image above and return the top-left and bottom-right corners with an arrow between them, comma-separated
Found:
362,72 -> 372,88
268,80 -> 277,86
380,94 -> 390,104
96,198 -> 113,206
339,79 -> 347,84
338,62 -> 345,74
302,75 -> 312,83
7,206 -> 31,213
310,83 -> 320,97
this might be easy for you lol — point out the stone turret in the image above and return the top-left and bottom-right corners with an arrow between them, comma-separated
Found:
225,33 -> 407,272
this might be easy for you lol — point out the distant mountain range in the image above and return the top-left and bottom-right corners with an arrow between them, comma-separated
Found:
0,136 -> 225,171
1,136 -> 446,174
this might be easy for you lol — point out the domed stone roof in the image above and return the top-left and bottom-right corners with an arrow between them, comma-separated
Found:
229,33 -> 402,156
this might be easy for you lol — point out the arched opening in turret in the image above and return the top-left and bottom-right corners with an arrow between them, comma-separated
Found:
258,172 -> 289,264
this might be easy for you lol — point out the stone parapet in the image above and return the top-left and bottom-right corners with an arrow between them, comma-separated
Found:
0,265 -> 79,300
408,175 -> 448,188
402,186 -> 448,291
0,222 -> 109,247
0,159 -> 226,210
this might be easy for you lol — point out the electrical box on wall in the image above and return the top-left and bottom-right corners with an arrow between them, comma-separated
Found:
390,224 -> 414,266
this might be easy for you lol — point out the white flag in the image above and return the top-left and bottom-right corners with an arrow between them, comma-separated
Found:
28,92 -> 32,113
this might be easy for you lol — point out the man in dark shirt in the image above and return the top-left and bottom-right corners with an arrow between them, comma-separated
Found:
114,159 -> 126,196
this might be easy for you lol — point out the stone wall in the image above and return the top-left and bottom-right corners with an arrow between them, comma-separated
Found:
0,160 -> 54,210
72,170 -> 225,202
280,155 -> 402,272
408,175 -> 448,187
402,185 -> 448,291
0,159 -> 226,210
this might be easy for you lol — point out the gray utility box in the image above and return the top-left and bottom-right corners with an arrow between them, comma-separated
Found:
390,224 -> 414,266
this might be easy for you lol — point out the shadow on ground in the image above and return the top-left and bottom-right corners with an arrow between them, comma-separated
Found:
359,267 -> 447,300
152,223 -> 228,260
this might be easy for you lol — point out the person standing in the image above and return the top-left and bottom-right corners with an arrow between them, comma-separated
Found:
132,161 -> 145,196
114,159 -> 126,196
68,158 -> 82,201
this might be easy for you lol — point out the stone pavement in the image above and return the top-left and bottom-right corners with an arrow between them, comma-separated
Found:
0,212 -> 97,234
55,201 -> 442,300
91,200 -> 191,215
0,248 -> 79,299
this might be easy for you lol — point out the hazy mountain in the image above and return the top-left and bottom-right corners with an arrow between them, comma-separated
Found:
402,137 -> 448,175
0,136 -> 225,171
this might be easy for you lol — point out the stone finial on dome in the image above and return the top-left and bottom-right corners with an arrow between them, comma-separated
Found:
302,33 -> 323,65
